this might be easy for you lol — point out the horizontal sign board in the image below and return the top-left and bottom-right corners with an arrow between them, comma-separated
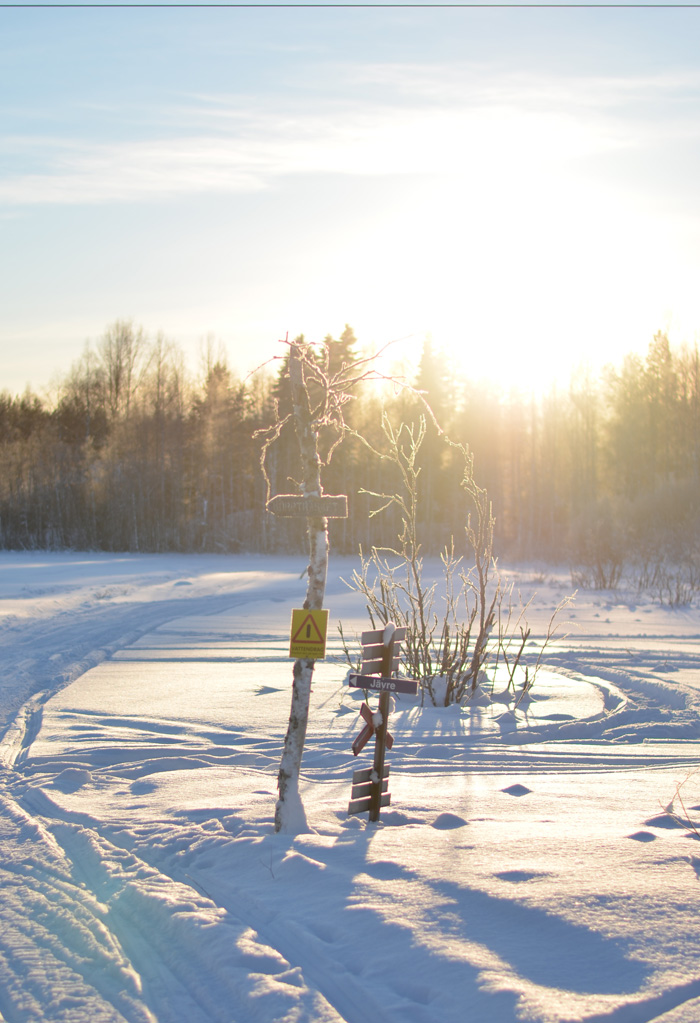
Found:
361,627 -> 406,645
351,778 -> 389,802
349,673 -> 419,696
352,765 -> 390,785
348,792 -> 391,816
361,656 -> 400,675
361,643 -> 393,659
267,494 -> 348,518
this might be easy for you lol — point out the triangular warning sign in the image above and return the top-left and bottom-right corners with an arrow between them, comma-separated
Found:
289,609 -> 329,659
291,613 -> 325,643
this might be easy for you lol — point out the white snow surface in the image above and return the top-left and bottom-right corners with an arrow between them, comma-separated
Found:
1,552 -> 700,1022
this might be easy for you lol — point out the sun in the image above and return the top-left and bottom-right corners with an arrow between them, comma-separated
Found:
275,105 -> 699,396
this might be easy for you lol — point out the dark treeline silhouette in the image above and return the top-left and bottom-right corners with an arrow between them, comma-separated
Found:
2,323 -> 699,578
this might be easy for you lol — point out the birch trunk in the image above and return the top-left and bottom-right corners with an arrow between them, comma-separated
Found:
274,343 -> 329,834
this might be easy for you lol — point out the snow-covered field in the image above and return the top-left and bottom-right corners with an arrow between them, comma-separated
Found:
1,552 -> 700,1023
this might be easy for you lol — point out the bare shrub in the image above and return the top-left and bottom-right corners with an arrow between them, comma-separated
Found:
649,559 -> 700,608
343,413 -> 568,706
662,772 -> 700,840
625,482 -> 700,606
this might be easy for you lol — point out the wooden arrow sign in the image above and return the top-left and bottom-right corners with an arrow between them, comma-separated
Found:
349,674 -> 419,696
266,494 -> 348,518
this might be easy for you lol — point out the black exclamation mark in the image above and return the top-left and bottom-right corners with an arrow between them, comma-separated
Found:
306,624 -> 311,638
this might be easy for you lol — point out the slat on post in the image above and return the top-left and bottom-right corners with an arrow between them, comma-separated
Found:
361,656 -> 400,675
360,627 -> 406,645
352,765 -> 390,785
351,777 -> 389,800
348,792 -> 391,816
361,643 -> 390,659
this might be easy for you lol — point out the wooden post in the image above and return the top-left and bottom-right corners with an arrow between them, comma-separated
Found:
369,624 -> 396,822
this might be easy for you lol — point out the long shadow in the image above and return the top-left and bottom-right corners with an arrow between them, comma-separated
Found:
329,826 -> 648,998
160,816 -> 655,1023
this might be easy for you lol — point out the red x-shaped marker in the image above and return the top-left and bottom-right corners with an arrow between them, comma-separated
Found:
351,702 -> 394,757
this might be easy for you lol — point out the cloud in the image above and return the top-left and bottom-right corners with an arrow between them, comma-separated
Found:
2,67 -> 699,206
0,114 -> 611,205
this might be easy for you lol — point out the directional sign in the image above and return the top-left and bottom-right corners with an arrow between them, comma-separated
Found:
289,609 -> 329,659
349,674 -> 419,696
267,494 -> 348,518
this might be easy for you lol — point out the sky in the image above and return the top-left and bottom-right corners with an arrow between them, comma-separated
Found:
2,2 -> 700,397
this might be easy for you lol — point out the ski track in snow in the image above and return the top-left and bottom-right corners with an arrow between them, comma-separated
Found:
1,554 -> 700,1022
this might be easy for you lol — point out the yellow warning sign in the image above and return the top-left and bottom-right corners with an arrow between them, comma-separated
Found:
289,608 -> 329,659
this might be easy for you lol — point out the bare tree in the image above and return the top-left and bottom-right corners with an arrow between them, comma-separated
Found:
98,319 -> 147,420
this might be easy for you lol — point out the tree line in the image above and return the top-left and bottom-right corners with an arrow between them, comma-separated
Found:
1,322 -> 698,582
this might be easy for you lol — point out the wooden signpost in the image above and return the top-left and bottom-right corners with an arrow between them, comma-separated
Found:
348,622 -> 418,822
267,494 -> 348,519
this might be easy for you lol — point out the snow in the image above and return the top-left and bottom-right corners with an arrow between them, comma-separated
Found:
2,552 -> 700,1022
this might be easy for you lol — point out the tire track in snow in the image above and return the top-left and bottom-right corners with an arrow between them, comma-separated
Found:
0,571 -> 308,1022
44,821 -> 346,1023
24,786 -> 406,1023
62,810 -> 474,1023
0,792 -> 155,1023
